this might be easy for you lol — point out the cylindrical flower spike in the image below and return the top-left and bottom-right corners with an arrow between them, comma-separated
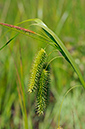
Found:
28,48 -> 47,93
36,68 -> 50,115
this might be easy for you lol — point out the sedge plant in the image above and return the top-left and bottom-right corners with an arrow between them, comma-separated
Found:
0,19 -> 85,128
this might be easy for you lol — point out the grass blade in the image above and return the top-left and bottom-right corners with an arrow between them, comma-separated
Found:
0,34 -> 18,51
34,19 -> 85,88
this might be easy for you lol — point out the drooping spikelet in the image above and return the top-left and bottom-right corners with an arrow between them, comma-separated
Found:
28,48 -> 46,93
36,68 -> 50,115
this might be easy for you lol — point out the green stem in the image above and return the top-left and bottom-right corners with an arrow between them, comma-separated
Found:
58,85 -> 81,127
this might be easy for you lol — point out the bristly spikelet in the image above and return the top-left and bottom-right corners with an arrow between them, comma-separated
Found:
36,68 -> 50,115
28,48 -> 47,93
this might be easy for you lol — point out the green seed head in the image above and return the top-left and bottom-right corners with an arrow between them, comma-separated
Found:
28,48 -> 47,93
36,68 -> 50,115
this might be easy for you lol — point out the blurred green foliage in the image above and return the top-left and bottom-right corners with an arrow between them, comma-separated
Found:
0,0 -> 85,129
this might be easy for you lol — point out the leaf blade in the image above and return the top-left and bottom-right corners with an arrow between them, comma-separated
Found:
34,19 -> 85,88
0,34 -> 18,51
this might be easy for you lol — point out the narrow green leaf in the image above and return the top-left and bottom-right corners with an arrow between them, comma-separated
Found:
0,34 -> 18,51
34,19 -> 85,88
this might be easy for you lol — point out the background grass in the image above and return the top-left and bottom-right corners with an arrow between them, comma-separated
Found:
0,0 -> 85,129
